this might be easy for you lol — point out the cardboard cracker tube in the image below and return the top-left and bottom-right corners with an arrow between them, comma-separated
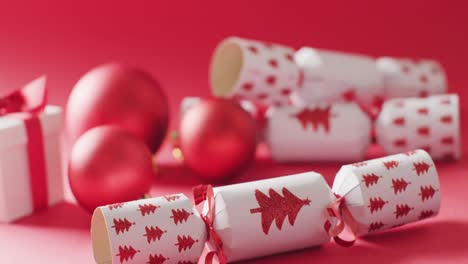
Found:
293,47 -> 384,109
332,150 -> 441,236
202,172 -> 334,262
377,57 -> 447,99
210,37 -> 301,107
265,102 -> 372,162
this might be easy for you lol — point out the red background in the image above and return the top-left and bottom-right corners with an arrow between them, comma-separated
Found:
1,1 -> 467,263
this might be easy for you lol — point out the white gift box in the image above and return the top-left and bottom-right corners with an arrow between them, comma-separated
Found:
293,47 -> 384,109
376,94 -> 460,160
91,194 -> 207,264
0,106 -> 63,222
204,172 -> 334,263
377,57 -> 447,99
332,150 -> 440,236
265,102 -> 372,162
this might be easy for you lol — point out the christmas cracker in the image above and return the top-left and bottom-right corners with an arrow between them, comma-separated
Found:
210,36 -> 302,107
200,172 -> 334,262
375,94 -> 460,160
91,194 -> 206,264
265,102 -> 372,162
293,47 -> 384,109
377,57 -> 447,99
332,149 -> 440,235
91,151 -> 441,263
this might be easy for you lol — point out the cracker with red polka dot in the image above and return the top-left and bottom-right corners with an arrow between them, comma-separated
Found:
375,94 -> 460,160
377,57 -> 447,99
210,37 -> 302,107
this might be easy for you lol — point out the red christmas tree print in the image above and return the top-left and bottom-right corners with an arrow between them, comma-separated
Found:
147,254 -> 168,264
419,210 -> 435,220
170,209 -> 193,225
441,136 -> 454,145
391,178 -> 411,194
361,174 -> 382,188
394,138 -> 407,147
143,226 -> 166,244
108,203 -> 125,210
368,222 -> 385,232
383,160 -> 399,170
417,126 -> 430,136
164,195 -> 181,202
417,107 -> 429,115
368,197 -> 388,214
138,204 -> 160,216
393,117 -> 405,126
352,162 -> 367,167
112,218 -> 135,235
440,115 -> 453,124
175,235 -> 198,252
291,107 -> 334,133
419,185 -> 438,201
394,204 -> 414,218
116,245 -> 140,263
413,162 -> 430,176
250,188 -> 311,235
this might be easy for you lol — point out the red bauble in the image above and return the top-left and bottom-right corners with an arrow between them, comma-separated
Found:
69,126 -> 154,213
66,63 -> 169,153
179,99 -> 257,181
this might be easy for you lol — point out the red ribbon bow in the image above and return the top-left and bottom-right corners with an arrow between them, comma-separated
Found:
323,194 -> 360,247
193,185 -> 228,264
0,76 -> 49,213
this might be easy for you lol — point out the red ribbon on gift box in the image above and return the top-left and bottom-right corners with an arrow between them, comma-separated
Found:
0,77 -> 49,212
194,184 -> 228,264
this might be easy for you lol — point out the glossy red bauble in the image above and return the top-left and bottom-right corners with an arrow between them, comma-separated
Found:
66,63 -> 169,153
179,99 -> 257,182
68,126 -> 154,213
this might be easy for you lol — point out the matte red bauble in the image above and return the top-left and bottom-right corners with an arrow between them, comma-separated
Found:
69,126 -> 154,213
66,63 -> 169,153
179,99 -> 257,181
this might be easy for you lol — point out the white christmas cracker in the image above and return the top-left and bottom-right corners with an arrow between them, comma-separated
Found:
332,149 -> 440,236
293,47 -> 384,109
91,194 -> 206,264
377,57 -> 447,99
375,94 -> 460,160
265,102 -> 372,162
197,172 -> 334,263
210,37 -> 302,106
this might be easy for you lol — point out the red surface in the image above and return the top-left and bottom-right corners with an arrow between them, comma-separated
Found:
0,1 -> 468,263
